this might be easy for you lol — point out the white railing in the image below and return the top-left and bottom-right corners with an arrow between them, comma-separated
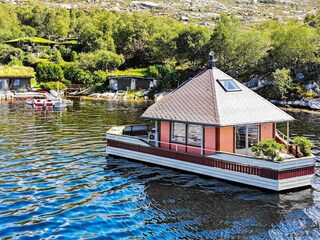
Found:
107,133 -> 216,155
276,129 -> 292,144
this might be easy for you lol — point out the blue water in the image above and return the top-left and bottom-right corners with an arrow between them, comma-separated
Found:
0,101 -> 319,239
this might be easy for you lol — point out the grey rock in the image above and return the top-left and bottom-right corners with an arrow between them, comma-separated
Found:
296,72 -> 305,79
308,100 -> 320,110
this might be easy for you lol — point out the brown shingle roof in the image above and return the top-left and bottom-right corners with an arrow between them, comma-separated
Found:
142,68 -> 220,125
142,67 -> 294,126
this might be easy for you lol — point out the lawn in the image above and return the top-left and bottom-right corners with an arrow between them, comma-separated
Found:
0,66 -> 35,77
5,37 -> 56,44
109,68 -> 148,77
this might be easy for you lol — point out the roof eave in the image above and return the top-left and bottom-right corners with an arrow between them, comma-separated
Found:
141,116 -> 221,127
142,116 -> 294,127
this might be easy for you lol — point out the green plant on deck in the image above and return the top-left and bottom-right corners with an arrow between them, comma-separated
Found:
292,137 -> 314,156
251,139 -> 284,161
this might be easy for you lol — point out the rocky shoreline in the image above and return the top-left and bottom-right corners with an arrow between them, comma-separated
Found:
270,99 -> 320,110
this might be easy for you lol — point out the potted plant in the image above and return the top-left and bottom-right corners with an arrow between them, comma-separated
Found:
292,137 -> 314,157
252,139 -> 284,161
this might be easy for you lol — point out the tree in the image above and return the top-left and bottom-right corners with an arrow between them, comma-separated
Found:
78,23 -> 104,52
0,4 -> 23,40
16,4 -> 46,37
36,63 -> 64,82
232,30 -> 269,74
0,44 -> 24,65
270,22 -> 318,72
175,25 -> 210,69
92,70 -> 108,90
147,64 -> 180,90
209,13 -> 270,76
64,63 -> 91,84
78,50 -> 124,72
43,8 -> 70,39
209,13 -> 240,71
272,68 -> 293,98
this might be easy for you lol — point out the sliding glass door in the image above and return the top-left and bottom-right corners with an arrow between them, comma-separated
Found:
235,125 -> 259,156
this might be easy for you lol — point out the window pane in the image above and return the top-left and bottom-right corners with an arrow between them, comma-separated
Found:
14,79 -> 21,86
187,124 -> 202,146
171,122 -> 186,143
236,126 -> 246,149
248,125 -> 258,148
218,79 -> 241,91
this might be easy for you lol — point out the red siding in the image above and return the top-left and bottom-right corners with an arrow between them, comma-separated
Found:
219,127 -> 234,153
187,146 -> 201,155
204,126 -> 216,155
260,123 -> 274,140
160,121 -> 170,149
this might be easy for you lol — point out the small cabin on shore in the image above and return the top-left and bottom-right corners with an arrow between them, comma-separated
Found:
142,61 -> 293,157
108,76 -> 156,91
0,66 -> 35,93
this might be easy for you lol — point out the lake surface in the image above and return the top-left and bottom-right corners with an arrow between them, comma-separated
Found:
0,100 -> 319,239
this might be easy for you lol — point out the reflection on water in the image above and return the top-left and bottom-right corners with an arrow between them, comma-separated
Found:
0,101 -> 319,239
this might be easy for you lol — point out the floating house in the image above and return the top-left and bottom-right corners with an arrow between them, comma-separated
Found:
106,57 -> 315,191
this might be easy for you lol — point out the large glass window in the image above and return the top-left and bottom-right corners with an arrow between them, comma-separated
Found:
236,125 -> 259,155
171,122 -> 186,143
187,124 -> 202,146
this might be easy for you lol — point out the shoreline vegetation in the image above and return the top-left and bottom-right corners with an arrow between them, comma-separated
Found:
0,1 -> 319,108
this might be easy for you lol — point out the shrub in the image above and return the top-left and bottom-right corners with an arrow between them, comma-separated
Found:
251,139 -> 284,161
0,44 -> 24,65
292,137 -> 313,156
39,81 -> 66,91
64,63 -> 91,84
36,63 -> 64,82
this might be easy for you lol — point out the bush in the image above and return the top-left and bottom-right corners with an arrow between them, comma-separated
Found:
292,137 -> 313,156
63,63 -> 91,84
251,139 -> 284,161
39,81 -> 66,91
0,44 -> 24,65
78,50 -> 125,72
36,63 -> 64,82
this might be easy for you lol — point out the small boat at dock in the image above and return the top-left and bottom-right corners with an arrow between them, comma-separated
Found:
25,91 -> 73,110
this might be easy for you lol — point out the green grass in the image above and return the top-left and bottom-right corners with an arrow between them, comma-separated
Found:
109,68 -> 148,77
61,40 -> 78,45
0,66 -> 35,77
5,37 -> 56,44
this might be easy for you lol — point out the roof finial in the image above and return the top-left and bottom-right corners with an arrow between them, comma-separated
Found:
208,51 -> 216,68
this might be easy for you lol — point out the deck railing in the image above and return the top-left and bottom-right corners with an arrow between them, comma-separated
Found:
107,133 -> 216,155
276,129 -> 292,144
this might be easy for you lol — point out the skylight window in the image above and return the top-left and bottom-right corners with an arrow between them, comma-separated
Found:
217,79 -> 241,92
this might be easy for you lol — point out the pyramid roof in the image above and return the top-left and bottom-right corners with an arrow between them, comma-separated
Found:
142,67 -> 294,126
